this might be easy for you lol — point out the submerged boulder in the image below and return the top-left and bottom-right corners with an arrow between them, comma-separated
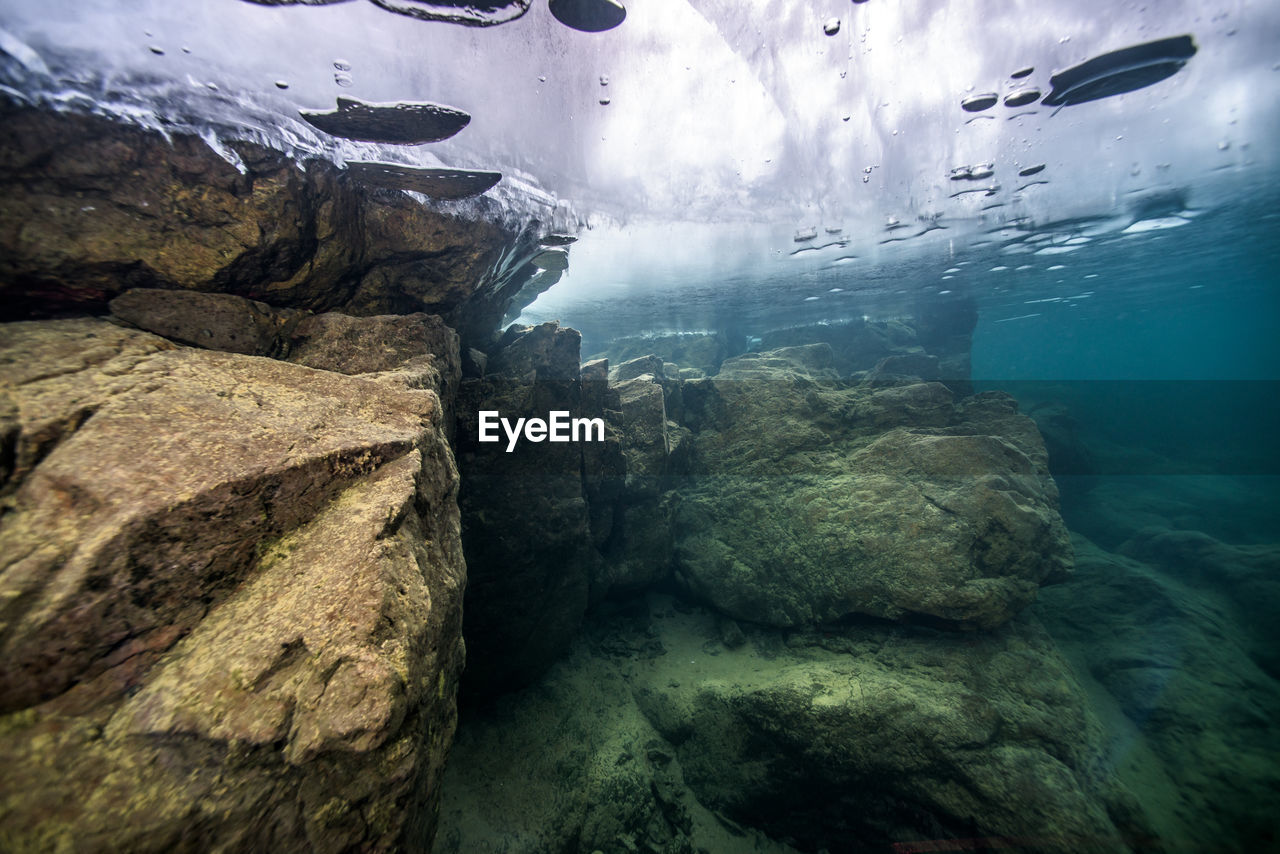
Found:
600,332 -> 728,377
629,602 -> 1149,854
108,289 -> 462,417
108,288 -> 307,357
673,347 -> 1071,629
0,317 -> 465,851
436,593 -> 1151,853
1038,535 -> 1280,852
591,369 -> 680,598
0,107 -> 536,340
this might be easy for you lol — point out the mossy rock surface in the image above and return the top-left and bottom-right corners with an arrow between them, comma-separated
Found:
673,348 -> 1071,629
0,317 -> 465,851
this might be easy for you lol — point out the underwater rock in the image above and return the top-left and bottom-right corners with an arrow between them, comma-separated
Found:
0,108 -> 535,338
0,317 -> 465,850
596,498 -> 676,598
500,266 -> 562,327
756,317 -> 933,379
108,289 -> 462,406
1116,528 -> 1280,668
610,354 -> 686,424
109,288 -> 306,357
580,358 -> 626,557
289,310 -> 458,376
344,161 -> 502,199
614,373 -> 669,496
453,322 -> 598,701
433,608 -> 798,854
1042,34 -> 1197,108
462,345 -> 488,378
287,311 -> 462,418
300,96 -> 471,144
915,292 -> 979,393
864,351 -> 942,384
1024,397 -> 1096,477
609,354 -> 665,383
530,247 -> 569,271
436,592 -> 1150,853
1038,535 -> 1280,852
673,347 -> 1071,629
631,603 -> 1149,854
584,363 -> 686,600
598,332 -> 729,377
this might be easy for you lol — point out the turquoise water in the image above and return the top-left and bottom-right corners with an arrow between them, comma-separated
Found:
2,1 -> 1278,850
497,168 -> 1280,854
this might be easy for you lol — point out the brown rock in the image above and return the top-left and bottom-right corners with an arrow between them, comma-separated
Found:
673,346 -> 1071,629
106,288 -> 462,414
288,311 -> 462,412
0,317 -> 465,851
109,288 -> 307,356
0,107 -> 538,343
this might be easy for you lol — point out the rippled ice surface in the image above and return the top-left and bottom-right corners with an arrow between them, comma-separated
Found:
519,181 -> 1280,369
2,0 -> 1276,229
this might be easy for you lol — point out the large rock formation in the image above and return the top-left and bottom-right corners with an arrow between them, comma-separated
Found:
433,593 -> 1152,854
453,322 -> 602,700
0,106 -> 542,343
1038,534 -> 1280,852
106,288 -> 463,423
673,345 -> 1072,629
632,606 -> 1149,854
0,316 -> 465,851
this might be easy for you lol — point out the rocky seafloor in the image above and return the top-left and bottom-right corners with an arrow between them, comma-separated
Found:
1,108 -> 1276,853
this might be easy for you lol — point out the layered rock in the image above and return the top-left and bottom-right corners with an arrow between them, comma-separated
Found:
434,593 -> 1152,854
673,345 -> 1071,629
755,308 -> 975,385
453,322 -> 601,700
632,604 -> 1149,854
597,332 -> 729,377
107,288 -> 461,403
593,309 -> 975,386
591,367 -> 682,599
0,316 -> 465,851
0,106 -> 540,342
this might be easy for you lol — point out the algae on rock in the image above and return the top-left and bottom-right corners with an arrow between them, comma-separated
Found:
0,317 -> 466,851
673,345 -> 1072,629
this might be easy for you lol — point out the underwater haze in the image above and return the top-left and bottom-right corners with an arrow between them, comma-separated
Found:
0,0 -> 1277,852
